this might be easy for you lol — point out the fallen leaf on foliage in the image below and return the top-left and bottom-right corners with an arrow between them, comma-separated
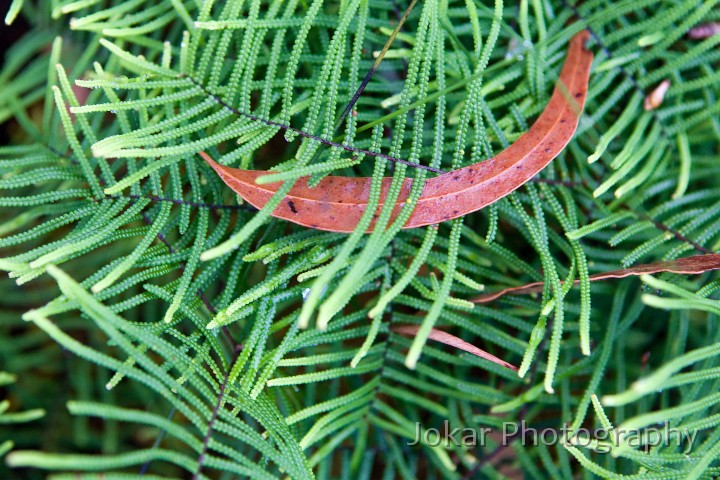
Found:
202,30 -> 593,233
393,324 -> 518,371
471,253 -> 720,304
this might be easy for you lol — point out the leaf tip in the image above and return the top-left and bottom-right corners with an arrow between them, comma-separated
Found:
404,356 -> 418,370
199,248 -> 220,262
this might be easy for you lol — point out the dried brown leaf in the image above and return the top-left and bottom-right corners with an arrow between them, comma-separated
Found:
393,324 -> 518,371
471,254 -> 720,304
644,79 -> 670,111
202,30 -> 594,233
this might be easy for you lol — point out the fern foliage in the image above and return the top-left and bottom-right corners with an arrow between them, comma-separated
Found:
1,0 -> 720,478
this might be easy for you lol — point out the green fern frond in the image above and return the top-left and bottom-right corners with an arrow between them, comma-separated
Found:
2,0 -> 720,478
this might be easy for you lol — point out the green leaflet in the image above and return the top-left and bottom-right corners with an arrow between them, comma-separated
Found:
1,0 -> 720,479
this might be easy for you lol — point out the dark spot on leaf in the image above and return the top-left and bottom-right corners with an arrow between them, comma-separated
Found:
287,201 -> 297,214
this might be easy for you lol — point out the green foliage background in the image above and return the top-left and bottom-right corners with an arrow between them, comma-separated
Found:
1,0 -> 720,478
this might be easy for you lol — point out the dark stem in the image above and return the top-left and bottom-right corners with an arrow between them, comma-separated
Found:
639,212 -> 713,254
183,75 -> 444,174
106,193 -> 252,211
461,317 -> 553,479
138,211 -> 237,349
334,0 -> 418,131
138,407 -> 176,475
193,347 -> 242,480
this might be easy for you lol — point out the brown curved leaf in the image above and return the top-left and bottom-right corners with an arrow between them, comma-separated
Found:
471,253 -> 720,304
393,324 -> 518,371
202,30 -> 593,233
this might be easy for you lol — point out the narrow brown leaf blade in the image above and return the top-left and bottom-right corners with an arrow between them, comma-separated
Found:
644,79 -> 670,111
471,253 -> 720,304
688,22 -> 720,39
393,324 -> 518,371
203,30 -> 594,233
